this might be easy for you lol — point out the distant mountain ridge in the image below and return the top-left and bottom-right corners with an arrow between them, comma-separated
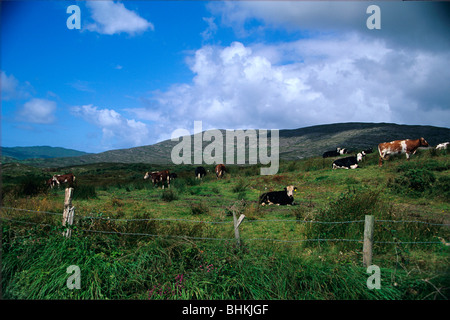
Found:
1,146 -> 89,160
3,122 -> 450,168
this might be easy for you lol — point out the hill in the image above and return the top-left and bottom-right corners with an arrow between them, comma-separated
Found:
6,122 -> 450,168
1,146 -> 89,161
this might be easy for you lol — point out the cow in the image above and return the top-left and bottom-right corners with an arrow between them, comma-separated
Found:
332,153 -> 364,169
46,178 -> 57,189
169,173 -> 178,180
260,185 -> 298,206
215,164 -> 226,179
51,173 -> 76,187
362,148 -> 373,155
323,149 -> 340,158
195,166 -> 207,179
338,148 -> 349,155
378,137 -> 429,167
436,142 -> 449,150
144,170 -> 170,189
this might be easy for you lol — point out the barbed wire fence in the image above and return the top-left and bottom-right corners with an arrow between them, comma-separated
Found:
1,187 -> 449,267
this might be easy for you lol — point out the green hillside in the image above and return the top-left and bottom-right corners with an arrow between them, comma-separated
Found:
4,122 -> 450,168
1,146 -> 89,161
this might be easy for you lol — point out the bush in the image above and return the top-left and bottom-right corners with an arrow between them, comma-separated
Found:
190,202 -> 209,215
16,176 -> 47,197
161,189 -> 178,202
388,169 -> 436,197
433,176 -> 450,201
304,189 -> 381,244
73,185 -> 97,200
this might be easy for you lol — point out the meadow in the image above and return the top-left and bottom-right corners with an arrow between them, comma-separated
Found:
1,148 -> 449,299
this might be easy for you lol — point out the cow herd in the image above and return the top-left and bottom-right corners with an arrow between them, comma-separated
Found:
44,137 -> 448,206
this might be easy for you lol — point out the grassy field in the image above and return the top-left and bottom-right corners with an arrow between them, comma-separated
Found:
1,148 -> 449,299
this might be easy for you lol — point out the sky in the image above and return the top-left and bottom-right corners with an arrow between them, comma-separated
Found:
1,1 -> 450,153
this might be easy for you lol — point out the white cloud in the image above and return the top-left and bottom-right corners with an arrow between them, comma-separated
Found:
1,71 -> 32,100
85,1 -> 154,35
18,98 -> 57,124
143,36 -> 450,136
71,104 -> 150,149
201,17 -> 218,41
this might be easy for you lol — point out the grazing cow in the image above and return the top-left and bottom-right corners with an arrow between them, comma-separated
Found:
195,166 -> 207,179
323,149 -> 340,158
378,137 -> 429,167
144,170 -> 170,189
52,173 -> 76,187
260,185 -> 298,206
362,148 -> 373,155
215,164 -> 226,179
436,142 -> 449,150
169,173 -> 177,180
332,153 -> 364,169
46,178 -> 57,189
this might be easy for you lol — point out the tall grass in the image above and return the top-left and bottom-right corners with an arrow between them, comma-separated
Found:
3,226 -> 430,300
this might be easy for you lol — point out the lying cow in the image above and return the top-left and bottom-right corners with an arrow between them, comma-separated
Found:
51,173 -> 76,187
362,148 -> 373,155
378,137 -> 429,167
338,148 -> 349,155
323,149 -> 340,158
215,164 -> 226,179
260,185 -> 298,206
144,170 -> 170,189
332,153 -> 364,169
195,166 -> 207,179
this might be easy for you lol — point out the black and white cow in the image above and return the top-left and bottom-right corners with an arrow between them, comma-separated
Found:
362,148 -> 373,155
323,150 -> 340,158
195,166 -> 207,179
260,185 -> 298,206
169,173 -> 178,180
338,148 -> 349,155
332,153 -> 364,169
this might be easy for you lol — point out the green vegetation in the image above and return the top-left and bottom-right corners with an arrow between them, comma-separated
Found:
1,146 -> 449,300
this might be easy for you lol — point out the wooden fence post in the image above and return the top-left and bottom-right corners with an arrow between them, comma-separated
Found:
62,187 -> 75,238
363,215 -> 374,267
233,211 -> 245,247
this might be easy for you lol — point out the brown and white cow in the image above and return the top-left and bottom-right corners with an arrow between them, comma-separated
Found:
46,178 -> 58,189
215,164 -> 226,179
144,170 -> 170,189
52,173 -> 76,187
378,137 -> 429,166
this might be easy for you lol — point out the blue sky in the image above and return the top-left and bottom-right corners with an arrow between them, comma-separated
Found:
2,1 -> 450,153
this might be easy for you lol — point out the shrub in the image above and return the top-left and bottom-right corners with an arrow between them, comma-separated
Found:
16,176 -> 47,197
73,185 -> 97,200
389,169 -> 436,197
190,202 -> 209,215
304,189 -> 381,244
161,189 -> 178,202
433,176 -> 450,201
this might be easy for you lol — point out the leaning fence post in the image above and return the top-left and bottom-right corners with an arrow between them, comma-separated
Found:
62,187 -> 75,238
363,215 -> 374,267
233,211 -> 245,247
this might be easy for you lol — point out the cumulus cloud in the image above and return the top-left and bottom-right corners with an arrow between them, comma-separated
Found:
85,1 -> 154,35
142,36 -> 450,136
71,104 -> 150,149
1,71 -> 32,100
18,98 -> 57,124
208,1 -> 450,51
